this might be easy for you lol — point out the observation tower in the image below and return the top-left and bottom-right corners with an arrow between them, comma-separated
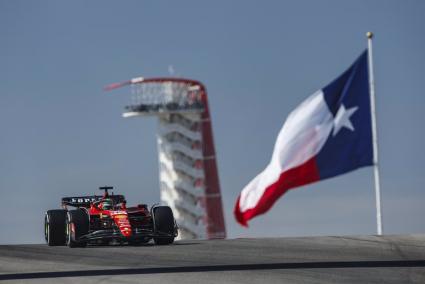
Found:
105,77 -> 226,240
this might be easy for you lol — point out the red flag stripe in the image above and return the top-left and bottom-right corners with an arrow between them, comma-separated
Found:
234,157 -> 320,226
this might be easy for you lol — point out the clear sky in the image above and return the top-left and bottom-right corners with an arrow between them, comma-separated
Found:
0,0 -> 424,244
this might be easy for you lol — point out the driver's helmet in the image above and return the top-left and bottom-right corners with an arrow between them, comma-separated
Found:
101,198 -> 113,210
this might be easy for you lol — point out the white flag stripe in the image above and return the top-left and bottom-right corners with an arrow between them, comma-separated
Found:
239,90 -> 334,212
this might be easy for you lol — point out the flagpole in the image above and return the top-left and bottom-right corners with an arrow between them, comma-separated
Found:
366,32 -> 383,235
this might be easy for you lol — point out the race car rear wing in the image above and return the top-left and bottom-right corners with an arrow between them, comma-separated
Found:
62,195 -> 125,208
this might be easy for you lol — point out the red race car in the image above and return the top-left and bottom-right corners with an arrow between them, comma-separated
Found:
44,186 -> 178,247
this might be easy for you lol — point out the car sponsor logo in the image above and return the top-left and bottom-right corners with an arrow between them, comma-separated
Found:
70,197 -> 98,203
110,211 -> 127,215
114,215 -> 127,219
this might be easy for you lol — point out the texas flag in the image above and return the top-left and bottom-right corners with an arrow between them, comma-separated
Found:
235,50 -> 373,226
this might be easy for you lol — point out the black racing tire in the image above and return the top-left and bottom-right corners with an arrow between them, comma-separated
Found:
153,206 -> 175,245
66,209 -> 89,248
45,210 -> 67,246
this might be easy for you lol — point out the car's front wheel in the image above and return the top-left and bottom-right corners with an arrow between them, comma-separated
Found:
66,209 -> 89,248
153,206 -> 176,245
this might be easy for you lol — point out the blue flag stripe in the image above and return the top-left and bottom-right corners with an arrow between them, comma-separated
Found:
316,50 -> 373,179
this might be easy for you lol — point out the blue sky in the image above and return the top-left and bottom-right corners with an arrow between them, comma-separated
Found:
0,0 -> 424,243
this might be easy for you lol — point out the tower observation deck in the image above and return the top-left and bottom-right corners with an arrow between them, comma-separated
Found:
105,77 -> 226,239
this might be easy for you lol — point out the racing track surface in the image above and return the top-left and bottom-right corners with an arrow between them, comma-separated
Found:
0,235 -> 424,283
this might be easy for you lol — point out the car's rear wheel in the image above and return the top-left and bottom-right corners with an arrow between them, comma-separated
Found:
66,209 -> 89,248
45,210 -> 67,246
153,206 -> 176,245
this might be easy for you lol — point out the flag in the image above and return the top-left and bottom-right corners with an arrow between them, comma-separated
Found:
234,50 -> 373,226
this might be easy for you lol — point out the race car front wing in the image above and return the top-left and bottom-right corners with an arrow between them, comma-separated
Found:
78,227 -> 177,242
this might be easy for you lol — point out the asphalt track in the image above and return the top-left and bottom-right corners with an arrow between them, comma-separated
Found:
0,235 -> 424,283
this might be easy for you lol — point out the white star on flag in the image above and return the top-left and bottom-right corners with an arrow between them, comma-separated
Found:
332,104 -> 359,136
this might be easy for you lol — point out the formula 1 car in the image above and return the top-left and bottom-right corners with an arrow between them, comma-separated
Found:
44,186 -> 178,247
